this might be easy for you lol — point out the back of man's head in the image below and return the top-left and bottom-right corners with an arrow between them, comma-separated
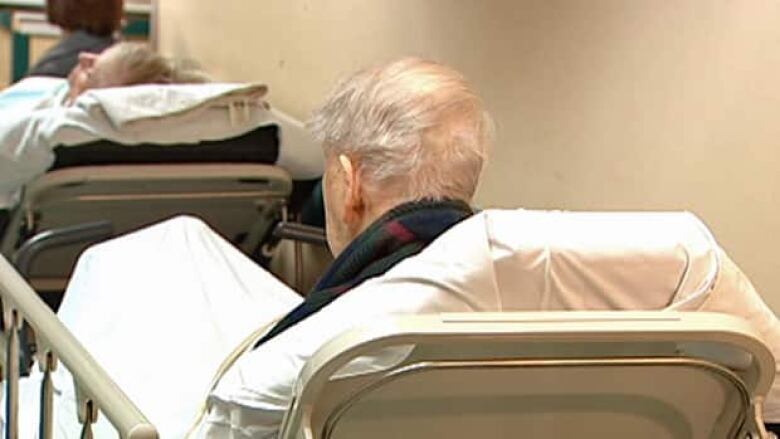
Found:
309,58 -> 492,204
101,43 -> 211,87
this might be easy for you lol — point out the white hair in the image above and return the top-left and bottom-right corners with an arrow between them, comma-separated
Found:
308,57 -> 492,203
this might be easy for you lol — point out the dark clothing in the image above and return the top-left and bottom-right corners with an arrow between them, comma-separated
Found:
27,30 -> 115,78
299,179 -> 325,227
254,198 -> 473,348
51,126 -> 280,170
0,209 -> 8,237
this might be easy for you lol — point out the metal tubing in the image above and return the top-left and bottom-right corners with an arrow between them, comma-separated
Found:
13,221 -> 114,279
4,311 -> 19,439
79,400 -> 95,439
39,352 -> 54,439
272,223 -> 327,247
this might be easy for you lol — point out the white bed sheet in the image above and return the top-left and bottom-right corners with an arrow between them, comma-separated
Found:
7,216 -> 302,438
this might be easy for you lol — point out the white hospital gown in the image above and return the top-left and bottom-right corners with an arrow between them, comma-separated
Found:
200,209 -> 780,436
0,77 -> 68,207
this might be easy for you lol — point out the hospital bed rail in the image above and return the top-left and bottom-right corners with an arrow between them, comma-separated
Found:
13,221 -> 114,280
281,311 -> 776,439
0,255 -> 158,439
1,163 -> 293,292
11,220 -> 115,376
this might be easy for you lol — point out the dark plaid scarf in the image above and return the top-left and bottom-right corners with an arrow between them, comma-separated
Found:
254,198 -> 473,348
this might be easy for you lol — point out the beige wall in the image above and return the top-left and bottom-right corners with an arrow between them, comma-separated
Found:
0,33 -> 63,90
29,35 -> 58,67
0,28 -> 10,88
159,0 -> 780,312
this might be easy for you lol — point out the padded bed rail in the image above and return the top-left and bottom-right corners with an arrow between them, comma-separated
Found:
0,255 -> 158,439
1,163 -> 294,290
281,312 -> 776,439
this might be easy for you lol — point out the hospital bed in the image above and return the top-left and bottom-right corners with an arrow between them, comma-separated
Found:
2,159 -> 292,291
0,81 -> 324,292
0,209 -> 776,438
0,252 -> 775,438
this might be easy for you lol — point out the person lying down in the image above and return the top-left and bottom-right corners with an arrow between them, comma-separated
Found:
1,41 -> 209,112
0,42 -> 210,211
4,58 -> 780,438
0,41 -> 322,227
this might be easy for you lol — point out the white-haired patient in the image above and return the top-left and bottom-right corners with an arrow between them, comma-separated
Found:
4,58 -> 779,438
0,42 -> 209,231
1,41 -> 208,111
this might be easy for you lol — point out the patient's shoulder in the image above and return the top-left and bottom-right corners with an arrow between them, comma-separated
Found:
0,77 -> 68,112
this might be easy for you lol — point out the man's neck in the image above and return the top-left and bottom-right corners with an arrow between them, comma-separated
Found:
353,196 -> 409,239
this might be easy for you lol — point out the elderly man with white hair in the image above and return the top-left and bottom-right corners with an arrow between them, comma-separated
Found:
200,57 -> 492,437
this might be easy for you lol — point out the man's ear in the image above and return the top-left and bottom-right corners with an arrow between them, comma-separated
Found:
339,154 -> 365,225
77,52 -> 99,68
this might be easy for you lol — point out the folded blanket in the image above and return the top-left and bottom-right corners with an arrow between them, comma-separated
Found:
90,83 -> 269,128
57,82 -> 275,145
